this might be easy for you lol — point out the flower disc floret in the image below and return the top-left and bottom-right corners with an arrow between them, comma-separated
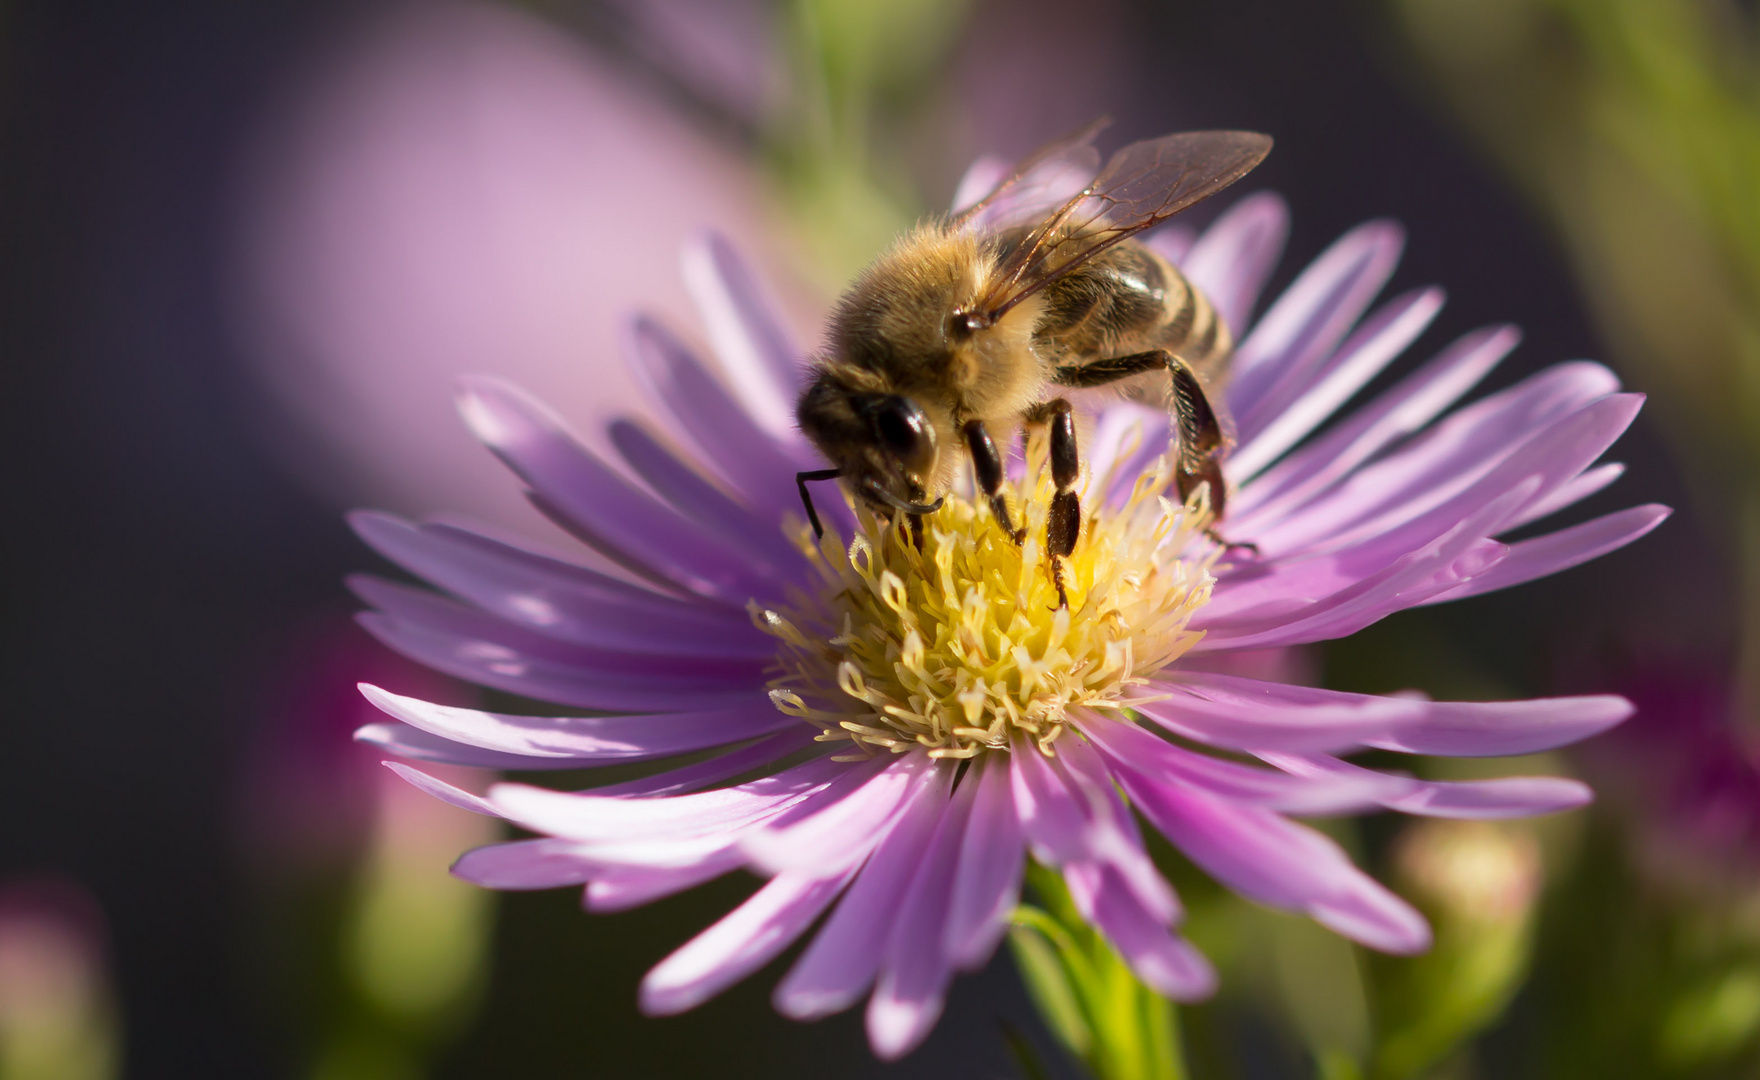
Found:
760,453 -> 1213,760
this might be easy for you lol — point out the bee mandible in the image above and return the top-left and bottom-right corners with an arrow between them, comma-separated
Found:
795,121 -> 1272,605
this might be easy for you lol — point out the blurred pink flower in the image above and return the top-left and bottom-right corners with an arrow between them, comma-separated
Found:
0,877 -> 119,1080
237,613 -> 470,875
232,1 -> 795,533
1584,662 -> 1760,890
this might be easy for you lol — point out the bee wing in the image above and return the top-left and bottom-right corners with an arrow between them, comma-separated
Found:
978,130 -> 1273,321
949,117 -> 1109,233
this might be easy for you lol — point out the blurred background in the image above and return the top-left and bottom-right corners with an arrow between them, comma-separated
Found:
2,0 -> 1755,1076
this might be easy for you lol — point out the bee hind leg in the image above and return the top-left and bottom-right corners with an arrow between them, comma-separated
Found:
1164,362 -> 1255,555
1055,349 -> 1255,553
1176,456 -> 1257,555
961,419 -> 1023,543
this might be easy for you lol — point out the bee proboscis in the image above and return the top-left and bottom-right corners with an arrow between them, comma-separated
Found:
795,120 -> 1272,605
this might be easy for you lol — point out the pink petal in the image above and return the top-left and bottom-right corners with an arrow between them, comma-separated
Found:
1131,672 -> 1429,753
1258,752 -> 1593,819
1081,712 -> 1415,813
586,729 -> 820,798
943,755 -> 1025,971
487,754 -> 860,843
608,418 -> 809,577
1063,863 -> 1217,1000
1054,737 -> 1183,922
622,315 -> 824,525
350,510 -> 771,658
640,867 -> 857,1015
585,861 -> 737,911
457,376 -> 780,601
1230,287 -> 1445,478
1180,191 -> 1289,337
358,614 -> 753,713
1421,504 -> 1671,604
1246,365 -> 1626,556
867,770 -> 979,1060
773,764 -> 954,1020
1502,462 -> 1626,530
1119,774 -> 1430,954
359,683 -> 791,762
1364,694 -> 1633,757
384,761 -> 499,815
679,230 -> 805,435
1198,486 -> 1528,649
1226,220 -> 1404,423
1234,325 -> 1515,525
453,837 -> 602,888
1012,739 -> 1178,924
356,720 -> 594,770
741,752 -> 937,874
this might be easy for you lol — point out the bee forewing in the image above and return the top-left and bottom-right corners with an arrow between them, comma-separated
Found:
980,130 -> 1273,320
949,156 -> 1009,214
953,153 -> 1100,233
1069,130 -> 1273,239
949,118 -> 1107,234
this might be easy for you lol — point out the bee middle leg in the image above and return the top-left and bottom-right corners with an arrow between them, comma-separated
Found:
1052,349 -> 1252,551
1022,398 -> 1081,608
961,419 -> 1023,543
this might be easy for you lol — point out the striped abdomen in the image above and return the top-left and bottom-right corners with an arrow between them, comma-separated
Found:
1029,238 -> 1232,380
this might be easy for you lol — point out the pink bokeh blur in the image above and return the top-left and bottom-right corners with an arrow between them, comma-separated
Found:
232,2 -> 805,533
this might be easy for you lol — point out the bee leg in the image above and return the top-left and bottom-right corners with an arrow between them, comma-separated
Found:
795,468 -> 842,539
1051,350 -> 1169,389
908,512 -> 926,551
1037,399 -> 1082,609
1054,350 -> 1253,552
1163,359 -> 1226,514
1164,362 -> 1254,554
961,419 -> 1023,543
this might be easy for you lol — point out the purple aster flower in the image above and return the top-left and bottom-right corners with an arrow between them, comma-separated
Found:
347,174 -> 1668,1059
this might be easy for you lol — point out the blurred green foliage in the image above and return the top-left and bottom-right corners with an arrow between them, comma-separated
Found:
770,0 -> 971,278
256,781 -> 496,1080
1146,809 -> 1545,1080
1010,861 -> 1189,1080
1387,0 -> 1760,702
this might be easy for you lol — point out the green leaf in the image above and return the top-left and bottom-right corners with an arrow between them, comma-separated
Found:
1009,918 -> 1094,1060
1010,861 -> 1190,1080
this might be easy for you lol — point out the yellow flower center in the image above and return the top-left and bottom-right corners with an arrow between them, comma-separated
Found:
754,440 -> 1216,760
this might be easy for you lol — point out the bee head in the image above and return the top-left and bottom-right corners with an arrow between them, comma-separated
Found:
797,370 -> 944,517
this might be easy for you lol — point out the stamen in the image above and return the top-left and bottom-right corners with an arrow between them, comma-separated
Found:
754,450 -> 1215,758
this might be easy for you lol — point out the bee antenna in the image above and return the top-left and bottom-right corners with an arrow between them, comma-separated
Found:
795,469 -> 842,539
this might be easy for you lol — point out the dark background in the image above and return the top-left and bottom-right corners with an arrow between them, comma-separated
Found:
0,0 -> 1712,1076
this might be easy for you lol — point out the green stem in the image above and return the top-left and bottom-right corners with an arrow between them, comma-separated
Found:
1010,862 -> 1190,1080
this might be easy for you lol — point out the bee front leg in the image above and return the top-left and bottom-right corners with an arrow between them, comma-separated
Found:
961,419 -> 1023,543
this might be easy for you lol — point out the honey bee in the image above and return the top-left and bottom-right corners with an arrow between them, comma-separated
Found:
795,121 -> 1272,604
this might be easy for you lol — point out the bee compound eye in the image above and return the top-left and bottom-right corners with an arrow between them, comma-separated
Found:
873,396 -> 937,478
